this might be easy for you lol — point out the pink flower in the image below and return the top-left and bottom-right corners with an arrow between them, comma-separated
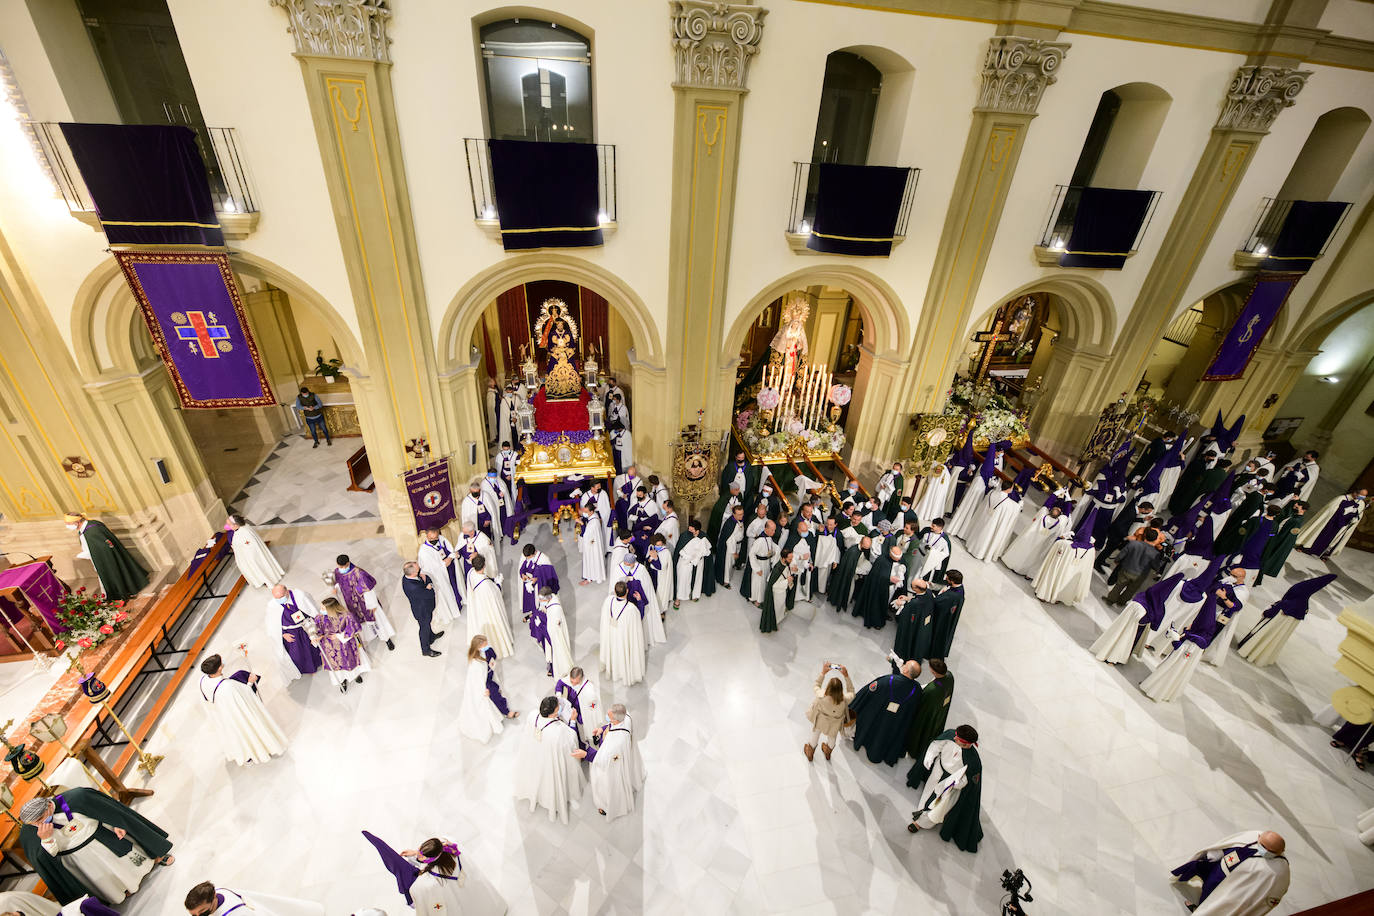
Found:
113,611 -> 128,623
54,640 -> 65,652
99,625 -> 113,635
77,637 -> 93,648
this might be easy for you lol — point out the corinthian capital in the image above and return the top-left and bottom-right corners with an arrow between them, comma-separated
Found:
269,0 -> 392,62
975,36 -> 1070,116
1216,65 -> 1311,133
670,1 -> 768,92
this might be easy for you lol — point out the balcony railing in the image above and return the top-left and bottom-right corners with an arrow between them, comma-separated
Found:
463,138 -> 617,224
786,161 -> 920,238
1239,197 -> 1351,257
29,122 -> 258,218
1038,184 -> 1161,254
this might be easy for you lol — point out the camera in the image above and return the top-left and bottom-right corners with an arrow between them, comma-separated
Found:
1000,868 -> 1032,915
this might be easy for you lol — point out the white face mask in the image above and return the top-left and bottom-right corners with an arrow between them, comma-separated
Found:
66,524 -> 78,530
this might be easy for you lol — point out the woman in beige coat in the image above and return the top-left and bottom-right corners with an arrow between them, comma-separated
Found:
804,661 -> 855,761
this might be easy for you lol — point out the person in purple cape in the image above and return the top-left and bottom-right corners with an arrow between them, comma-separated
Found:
331,553 -> 396,651
1140,572 -> 1240,702
1297,487 -> 1367,559
313,596 -> 369,693
1091,572 -> 1185,664
460,480 -> 498,546
362,832 -> 506,914
1236,573 -> 1338,667
265,584 -> 323,684
517,543 -> 559,630
555,665 -> 606,744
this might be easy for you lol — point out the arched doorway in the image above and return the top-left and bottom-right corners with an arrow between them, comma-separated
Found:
70,255 -> 376,544
1138,281 -> 1250,410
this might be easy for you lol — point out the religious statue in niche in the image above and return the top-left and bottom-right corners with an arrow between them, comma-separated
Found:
533,299 -> 582,399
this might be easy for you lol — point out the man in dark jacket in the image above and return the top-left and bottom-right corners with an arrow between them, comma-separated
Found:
401,561 -> 444,657
1104,537 -> 1163,605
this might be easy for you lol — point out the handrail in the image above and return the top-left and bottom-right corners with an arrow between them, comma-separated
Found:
787,161 -> 920,236
463,138 -> 616,223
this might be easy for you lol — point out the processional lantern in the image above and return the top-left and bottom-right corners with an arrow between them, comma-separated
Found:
583,357 -> 599,390
516,401 -> 536,442
587,397 -> 606,433
521,355 -> 539,391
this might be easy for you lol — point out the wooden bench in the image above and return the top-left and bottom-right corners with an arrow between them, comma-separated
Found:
346,445 -> 374,492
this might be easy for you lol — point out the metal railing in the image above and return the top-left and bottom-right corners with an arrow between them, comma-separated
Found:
464,138 -> 617,223
1238,197 -> 1352,256
786,161 -> 920,237
29,122 -> 258,216
1162,306 -> 1204,346
1038,184 -> 1161,253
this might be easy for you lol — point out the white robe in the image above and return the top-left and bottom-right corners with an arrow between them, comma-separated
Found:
582,489 -> 613,542
1140,638 -> 1208,702
946,479 -> 993,540
462,492 -> 502,544
205,886 -> 325,916
498,394 -> 515,446
749,535 -> 780,603
462,531 -> 501,585
676,536 -> 712,600
875,471 -> 899,507
1032,541 -> 1095,606
199,672 -> 287,765
40,811 -> 155,900
588,714 -> 646,821
458,656 -> 505,743
1179,831 -> 1290,916
1236,613 -> 1300,668
1091,599 -> 1155,664
1296,495 -> 1364,557
1001,510 -> 1070,576
559,677 -> 607,743
1155,464 -> 1183,510
616,563 -> 668,645
265,589 -> 321,684
466,570 -> 515,658
913,738 -> 969,829
0,889 -> 60,916
791,539 -> 814,602
814,531 -> 840,592
417,537 -> 463,624
540,598 -> 575,680
599,595 -> 646,686
230,524 -> 284,589
654,513 -> 681,550
915,531 -> 950,582
408,850 -> 508,916
965,492 -> 1022,561
913,466 -> 953,528
579,516 -> 607,582
793,474 -> 823,509
650,547 -> 675,610
514,715 -> 586,823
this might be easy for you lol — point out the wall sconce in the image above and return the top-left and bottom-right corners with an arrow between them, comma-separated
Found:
1320,376 -> 1340,384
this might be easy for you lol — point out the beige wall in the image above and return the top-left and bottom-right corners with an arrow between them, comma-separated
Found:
1281,303 -> 1374,485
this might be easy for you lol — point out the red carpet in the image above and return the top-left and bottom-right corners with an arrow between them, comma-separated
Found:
533,387 -> 590,432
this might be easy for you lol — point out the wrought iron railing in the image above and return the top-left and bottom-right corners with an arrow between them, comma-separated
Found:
1162,306 -> 1204,346
786,161 -> 920,237
1238,197 -> 1351,256
28,122 -> 257,216
463,138 -> 617,223
1038,184 -> 1161,253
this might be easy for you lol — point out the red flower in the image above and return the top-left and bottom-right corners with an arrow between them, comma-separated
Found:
113,612 -> 127,622
77,587 -> 86,593
99,625 -> 113,635
115,600 -> 125,607
77,637 -> 93,648
54,640 -> 65,651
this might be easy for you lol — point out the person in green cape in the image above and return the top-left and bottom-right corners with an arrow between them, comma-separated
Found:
907,723 -> 983,853
892,580 -> 936,662
65,513 -> 148,602
928,570 -> 966,658
759,548 -> 795,633
904,657 -> 954,762
877,462 -> 905,518
1213,487 -> 1265,555
825,534 -> 871,611
1256,500 -> 1305,585
706,482 -> 743,543
18,787 -> 174,903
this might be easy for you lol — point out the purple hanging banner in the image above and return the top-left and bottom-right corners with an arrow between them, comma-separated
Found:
1202,273 -> 1301,381
116,252 -> 275,408
405,458 -> 456,532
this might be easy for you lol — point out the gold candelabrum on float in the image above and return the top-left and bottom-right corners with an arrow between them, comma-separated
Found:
761,362 -> 833,434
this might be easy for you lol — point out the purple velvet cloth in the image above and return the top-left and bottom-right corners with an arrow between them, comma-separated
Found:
315,613 -> 363,672
1134,572 -> 1186,630
1175,583 -> 1237,650
362,830 -> 420,904
1308,499 -> 1361,556
1260,573 -> 1338,621
1073,507 -> 1098,550
1236,517 -> 1275,568
1183,516 -> 1215,559
483,645 -> 510,715
1179,557 -> 1226,604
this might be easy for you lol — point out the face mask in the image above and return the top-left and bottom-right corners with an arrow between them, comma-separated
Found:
66,524 -> 78,530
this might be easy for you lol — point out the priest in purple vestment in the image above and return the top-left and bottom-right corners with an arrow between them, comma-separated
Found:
332,554 -> 396,651
518,544 -> 560,631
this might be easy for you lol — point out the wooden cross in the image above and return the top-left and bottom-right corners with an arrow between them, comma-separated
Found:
972,319 -> 1010,381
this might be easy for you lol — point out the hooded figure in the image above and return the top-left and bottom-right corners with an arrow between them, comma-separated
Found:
945,433 -> 978,513
946,444 -> 1002,541
1236,573 -> 1338,667
1032,507 -> 1096,606
1164,516 -> 1216,580
1147,557 -> 1226,653
1091,572 -> 1186,664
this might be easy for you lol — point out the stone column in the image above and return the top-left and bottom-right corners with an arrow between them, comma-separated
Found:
1090,65 -> 1310,409
900,36 -> 1070,423
666,1 -> 766,433
270,0 -> 451,546
1028,343 -> 1111,460
846,347 -> 907,472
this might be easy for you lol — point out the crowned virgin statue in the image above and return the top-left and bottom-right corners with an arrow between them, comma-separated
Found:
533,299 -> 583,400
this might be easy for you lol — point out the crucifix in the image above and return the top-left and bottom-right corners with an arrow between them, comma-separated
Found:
972,319 -> 1011,381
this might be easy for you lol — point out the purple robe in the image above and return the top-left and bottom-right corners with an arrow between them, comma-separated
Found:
482,645 -> 509,715
519,555 -> 560,627
618,565 -> 649,618
1309,498 -> 1360,556
315,613 -> 364,672
582,722 -> 630,762
466,494 -> 495,539
1175,584 -> 1237,650
280,596 -> 322,674
423,538 -> 462,610
554,677 -> 584,721
1236,517 -> 1274,568
335,564 -> 380,623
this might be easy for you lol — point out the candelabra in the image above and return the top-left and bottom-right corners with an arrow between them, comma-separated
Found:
79,673 -> 162,777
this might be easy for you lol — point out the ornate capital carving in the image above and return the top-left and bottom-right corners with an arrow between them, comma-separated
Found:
975,36 -> 1069,115
269,0 -> 392,62
1215,65 -> 1310,133
670,1 -> 767,92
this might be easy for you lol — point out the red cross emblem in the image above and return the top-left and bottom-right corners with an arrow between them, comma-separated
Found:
174,311 -> 231,358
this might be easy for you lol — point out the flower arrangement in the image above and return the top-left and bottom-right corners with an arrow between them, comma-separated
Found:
828,384 -> 852,406
53,588 -> 130,654
756,387 -> 780,410
738,409 -> 845,456
944,374 -> 1031,446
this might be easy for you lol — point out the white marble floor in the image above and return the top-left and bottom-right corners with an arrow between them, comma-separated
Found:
227,435 -> 380,527
78,511 -> 1374,915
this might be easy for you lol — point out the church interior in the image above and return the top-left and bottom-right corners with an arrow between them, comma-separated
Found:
0,0 -> 1373,913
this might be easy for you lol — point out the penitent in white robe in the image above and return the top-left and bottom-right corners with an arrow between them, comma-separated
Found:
947,479 -> 993,540
199,672 -> 287,765
913,738 -> 969,829
748,535 -> 780,603
676,536 -> 712,600
965,492 -> 1023,561
206,886 -> 325,916
599,596 -> 646,686
417,537 -> 463,625
1091,598 -> 1158,664
457,656 -> 504,743
406,844 -> 508,916
230,524 -> 285,589
914,465 -> 953,528
579,516 -> 606,582
41,811 -> 155,900
1176,831 -> 1290,916
1140,639 -> 1208,702
541,598 -> 575,680
589,715 -> 646,822
620,564 -> 668,646
514,715 -> 586,824
1236,614 -> 1299,668
465,571 -> 515,659
1001,510 -> 1070,577
560,677 -> 607,743
1296,495 -> 1364,558
1032,540 -> 1095,606
650,547 -> 675,612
